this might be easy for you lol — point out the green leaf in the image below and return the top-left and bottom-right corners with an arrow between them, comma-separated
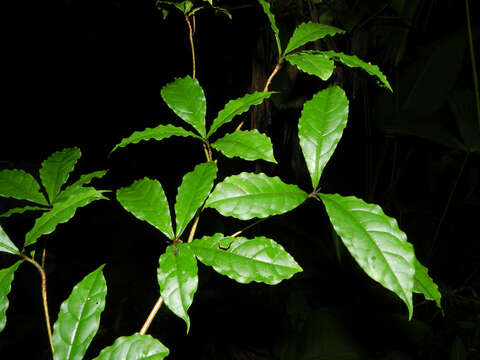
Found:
190,234 -> 302,284
284,22 -> 345,55
117,178 -> 174,240
208,91 -> 274,138
0,206 -> 47,218
175,162 -> 217,238
161,76 -> 207,138
0,169 -> 48,205
212,5 -> 232,20
55,170 -> 108,203
111,124 -> 200,153
24,187 -> 108,248
92,333 -> 169,360
299,86 -> 349,189
413,257 -> 442,310
319,193 -> 415,319
256,0 -> 282,56
0,261 -> 21,333
157,1 -> 194,14
157,244 -> 198,332
52,265 -> 107,360
0,225 -> 20,255
211,130 -> 277,163
40,147 -> 82,204
206,172 -> 307,220
285,51 -> 335,80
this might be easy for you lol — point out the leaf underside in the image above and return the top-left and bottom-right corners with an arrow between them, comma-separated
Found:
0,225 -> 20,255
0,261 -> 21,333
413,257 -> 442,310
92,333 -> 169,360
0,169 -> 48,205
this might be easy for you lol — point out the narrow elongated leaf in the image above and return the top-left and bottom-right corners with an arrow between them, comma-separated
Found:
111,124 -> 200,153
0,206 -> 47,218
191,234 -> 302,285
285,51 -> 334,80
52,265 -> 107,360
117,178 -> 174,240
299,86 -> 349,189
25,187 -> 108,248
161,76 -> 207,138
92,334 -> 169,360
256,0 -> 281,56
0,225 -> 20,255
413,257 -> 442,310
40,147 -> 82,204
208,92 -> 274,137
157,244 -> 198,332
0,169 -> 47,205
175,162 -> 217,238
205,172 -> 307,220
0,261 -> 21,333
319,193 -> 415,319
211,130 -> 277,163
55,170 -> 108,203
284,22 -> 345,55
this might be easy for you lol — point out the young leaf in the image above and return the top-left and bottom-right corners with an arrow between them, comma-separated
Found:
256,0 -> 282,56
0,169 -> 48,205
175,162 -> 217,238
208,91 -> 274,138
161,76 -> 207,138
0,225 -> 20,255
55,170 -> 108,203
52,265 -> 107,360
319,193 -> 415,319
92,333 -> 169,360
299,86 -> 349,189
205,172 -> 307,220
40,147 -> 82,204
0,261 -> 21,333
117,178 -> 174,240
211,130 -> 277,163
413,257 -> 442,310
285,51 -> 335,80
284,22 -> 345,55
157,244 -> 198,332
190,234 -> 302,285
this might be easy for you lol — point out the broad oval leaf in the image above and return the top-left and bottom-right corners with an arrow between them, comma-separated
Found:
206,173 -> 307,220
284,22 -> 345,55
0,261 -> 21,333
211,130 -> 277,163
52,265 -> 107,360
161,76 -> 207,138
0,225 -> 20,255
175,162 -> 217,238
117,178 -> 174,240
0,169 -> 47,205
299,86 -> 349,189
285,51 -> 334,81
319,193 -> 415,319
40,147 -> 82,204
92,333 -> 169,360
413,257 -> 442,311
190,234 -> 302,285
256,0 -> 281,56
157,244 -> 198,332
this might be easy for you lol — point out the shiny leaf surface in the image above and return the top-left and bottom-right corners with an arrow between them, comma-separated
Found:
92,333 -> 169,360
0,261 -> 21,334
0,169 -> 47,205
0,206 -> 47,218
55,170 -> 108,203
256,0 -> 281,56
413,257 -> 442,310
0,225 -> 20,255
285,51 -> 334,80
284,22 -> 345,55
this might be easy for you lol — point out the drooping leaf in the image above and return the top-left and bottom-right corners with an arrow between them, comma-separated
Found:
117,178 -> 174,240
52,265 -> 107,360
161,76 -> 207,138
0,261 -> 21,333
55,170 -> 108,203
285,51 -> 335,81
319,193 -> 415,319
212,5 -> 232,20
284,22 -> 345,55
211,130 -> 277,163
206,172 -> 307,220
157,244 -> 198,332
24,187 -> 108,248
40,147 -> 82,204
0,169 -> 48,205
175,162 -> 217,238
0,206 -> 47,218
299,86 -> 349,189
190,234 -> 302,285
413,257 -> 442,310
0,225 -> 20,255
92,333 -> 169,360
208,92 -> 274,137
256,0 -> 282,56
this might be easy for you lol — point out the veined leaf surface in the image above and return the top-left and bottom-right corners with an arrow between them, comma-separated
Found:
92,334 -> 169,360
0,225 -> 20,255
256,0 -> 281,56
284,22 -> 345,55
413,257 -> 442,310
0,261 -> 21,333
0,169 -> 47,205
285,51 -> 334,80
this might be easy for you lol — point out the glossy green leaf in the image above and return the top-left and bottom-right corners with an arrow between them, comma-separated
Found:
0,261 -> 21,333
92,333 -> 169,360
117,178 -> 174,240
156,1 -> 193,14
190,234 -> 302,284
157,244 -> 198,332
161,76 -> 207,138
0,169 -> 48,205
299,86 -> 349,189
285,51 -> 335,81
175,162 -> 217,238
211,130 -> 277,163
413,257 -> 442,310
52,265 -> 107,360
206,172 -> 307,220
208,92 -> 274,137
111,124 -> 200,153
0,225 -> 20,255
284,22 -> 345,55
55,170 -> 108,203
40,147 -> 82,204
256,0 -> 282,56
319,193 -> 415,319
24,187 -> 108,248
0,206 -> 47,218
